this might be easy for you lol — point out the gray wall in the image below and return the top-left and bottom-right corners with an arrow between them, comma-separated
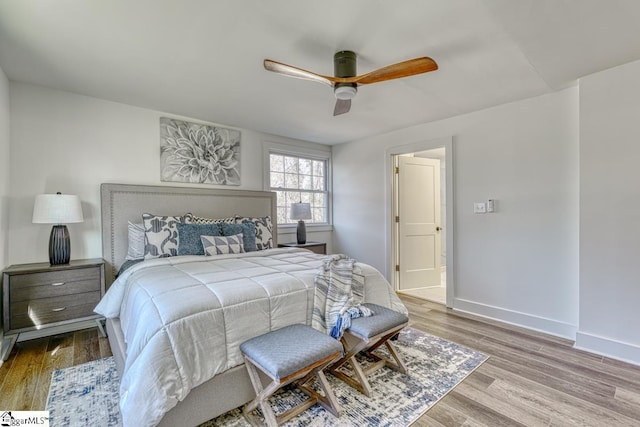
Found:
334,58 -> 640,365
7,82 -> 332,265
333,87 -> 580,339
578,59 -> 640,363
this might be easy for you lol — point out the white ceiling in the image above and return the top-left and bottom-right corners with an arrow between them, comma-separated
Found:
2,0 -> 640,145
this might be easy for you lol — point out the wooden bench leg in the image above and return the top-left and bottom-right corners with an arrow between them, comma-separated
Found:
363,330 -> 408,375
384,340 -> 408,374
297,369 -> 342,417
328,335 -> 374,397
243,352 -> 342,426
330,326 -> 408,397
243,357 -> 279,427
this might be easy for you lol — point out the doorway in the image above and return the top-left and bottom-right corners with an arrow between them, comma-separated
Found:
387,137 -> 453,307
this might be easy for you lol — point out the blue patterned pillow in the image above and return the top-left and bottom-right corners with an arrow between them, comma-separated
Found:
220,222 -> 257,252
235,216 -> 273,250
201,234 -> 245,256
176,223 -> 220,256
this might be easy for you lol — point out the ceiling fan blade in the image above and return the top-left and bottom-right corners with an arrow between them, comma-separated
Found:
349,57 -> 438,85
333,99 -> 351,116
264,59 -> 335,87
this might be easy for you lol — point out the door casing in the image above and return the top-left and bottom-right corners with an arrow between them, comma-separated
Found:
385,136 -> 454,308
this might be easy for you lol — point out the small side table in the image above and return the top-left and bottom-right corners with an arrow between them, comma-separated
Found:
278,241 -> 327,255
2,258 -> 106,361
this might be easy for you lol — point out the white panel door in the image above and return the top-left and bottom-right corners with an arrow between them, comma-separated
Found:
398,156 -> 441,290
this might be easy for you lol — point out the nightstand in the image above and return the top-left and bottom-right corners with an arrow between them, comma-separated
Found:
2,258 -> 106,360
278,241 -> 327,255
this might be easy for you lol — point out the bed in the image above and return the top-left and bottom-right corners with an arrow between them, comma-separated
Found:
96,183 -> 407,427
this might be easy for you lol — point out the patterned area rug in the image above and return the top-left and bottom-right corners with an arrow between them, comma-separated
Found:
46,327 -> 487,427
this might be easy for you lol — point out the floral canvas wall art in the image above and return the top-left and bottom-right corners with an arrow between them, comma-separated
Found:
160,118 -> 241,185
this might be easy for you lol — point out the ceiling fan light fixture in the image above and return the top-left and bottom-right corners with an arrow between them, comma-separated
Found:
334,85 -> 357,100
264,51 -> 437,115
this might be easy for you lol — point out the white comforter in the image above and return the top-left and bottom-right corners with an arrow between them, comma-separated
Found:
94,248 -> 407,427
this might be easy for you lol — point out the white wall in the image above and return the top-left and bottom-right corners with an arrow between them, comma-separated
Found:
0,65 -> 10,353
8,82 -> 332,265
577,59 -> 640,364
333,88 -> 580,338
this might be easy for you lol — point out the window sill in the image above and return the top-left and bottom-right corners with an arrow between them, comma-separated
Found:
277,224 -> 334,234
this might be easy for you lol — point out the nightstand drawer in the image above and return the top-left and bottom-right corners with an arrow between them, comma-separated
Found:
11,277 -> 101,301
10,266 -> 101,288
10,291 -> 101,330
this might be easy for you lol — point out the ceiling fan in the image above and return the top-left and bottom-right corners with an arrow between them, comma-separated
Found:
264,51 -> 438,116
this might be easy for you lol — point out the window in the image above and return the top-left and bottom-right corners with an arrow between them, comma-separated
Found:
269,153 -> 329,225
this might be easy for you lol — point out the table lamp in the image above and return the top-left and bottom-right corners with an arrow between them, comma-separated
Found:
32,192 -> 84,265
290,202 -> 312,244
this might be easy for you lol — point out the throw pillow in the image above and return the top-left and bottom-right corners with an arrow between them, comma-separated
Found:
201,233 -> 245,256
220,222 -> 257,252
142,213 -> 185,259
176,223 -> 220,256
183,213 -> 235,225
234,215 -> 273,250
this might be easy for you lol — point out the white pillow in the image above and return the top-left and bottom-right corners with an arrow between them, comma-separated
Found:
142,213 -> 184,259
201,233 -> 245,256
125,222 -> 145,260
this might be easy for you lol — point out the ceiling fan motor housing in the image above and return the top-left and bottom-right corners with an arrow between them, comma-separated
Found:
334,50 -> 357,99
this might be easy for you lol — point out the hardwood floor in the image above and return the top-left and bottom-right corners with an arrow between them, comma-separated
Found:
0,328 -> 112,411
1,296 -> 639,426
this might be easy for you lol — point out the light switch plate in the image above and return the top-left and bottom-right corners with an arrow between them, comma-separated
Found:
474,202 -> 486,214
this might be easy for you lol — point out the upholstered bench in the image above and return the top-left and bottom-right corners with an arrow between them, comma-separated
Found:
329,303 -> 409,397
240,324 -> 343,427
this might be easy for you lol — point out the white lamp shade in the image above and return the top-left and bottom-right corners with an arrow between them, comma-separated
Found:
32,193 -> 84,224
290,202 -> 312,220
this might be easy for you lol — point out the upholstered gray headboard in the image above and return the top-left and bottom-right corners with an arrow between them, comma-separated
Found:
100,183 -> 277,286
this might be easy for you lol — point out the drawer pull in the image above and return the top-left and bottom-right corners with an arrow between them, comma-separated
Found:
51,282 -> 66,286
51,307 -> 67,312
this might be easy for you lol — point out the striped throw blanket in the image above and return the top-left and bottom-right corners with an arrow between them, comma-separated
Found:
312,254 -> 372,339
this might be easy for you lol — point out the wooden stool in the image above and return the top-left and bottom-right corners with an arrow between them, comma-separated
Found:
240,324 -> 343,427
328,303 -> 409,397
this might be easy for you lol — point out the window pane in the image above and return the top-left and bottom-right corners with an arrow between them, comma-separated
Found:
299,158 -> 312,175
312,208 -> 324,223
270,172 -> 284,188
270,154 -> 284,172
300,192 -> 312,204
285,173 -> 298,189
312,176 -> 324,191
313,192 -> 326,206
313,160 -> 324,177
299,174 -> 312,190
284,156 -> 298,173
277,207 -> 287,225
286,191 -> 301,205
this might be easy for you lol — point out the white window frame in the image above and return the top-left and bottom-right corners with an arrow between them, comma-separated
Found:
263,141 -> 333,233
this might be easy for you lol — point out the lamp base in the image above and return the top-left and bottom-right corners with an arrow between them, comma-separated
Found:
296,220 -> 307,245
49,225 -> 71,265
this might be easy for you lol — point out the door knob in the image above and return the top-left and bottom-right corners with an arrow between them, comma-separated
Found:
436,226 -> 442,231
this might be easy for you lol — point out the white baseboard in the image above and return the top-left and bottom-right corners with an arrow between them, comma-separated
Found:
575,331 -> 640,366
452,298 -> 577,340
